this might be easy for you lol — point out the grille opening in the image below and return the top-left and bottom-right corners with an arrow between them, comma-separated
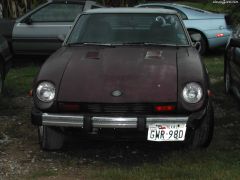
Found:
58,103 -> 177,115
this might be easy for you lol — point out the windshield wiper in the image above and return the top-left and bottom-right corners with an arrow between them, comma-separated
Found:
119,42 -> 181,46
66,42 -> 114,47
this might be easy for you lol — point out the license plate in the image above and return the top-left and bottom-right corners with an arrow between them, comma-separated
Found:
147,123 -> 187,142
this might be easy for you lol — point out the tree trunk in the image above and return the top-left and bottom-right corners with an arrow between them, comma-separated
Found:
1,0 -> 39,18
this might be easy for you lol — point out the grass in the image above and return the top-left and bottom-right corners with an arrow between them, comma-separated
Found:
1,51 -> 240,179
86,151 -> 240,179
4,64 -> 40,97
28,170 -> 58,180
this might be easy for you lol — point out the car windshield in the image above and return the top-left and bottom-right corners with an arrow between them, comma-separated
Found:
67,13 -> 189,46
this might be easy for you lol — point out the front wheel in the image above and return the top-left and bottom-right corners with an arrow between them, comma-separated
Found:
38,126 -> 65,151
187,101 -> 214,149
224,63 -> 232,94
199,35 -> 207,55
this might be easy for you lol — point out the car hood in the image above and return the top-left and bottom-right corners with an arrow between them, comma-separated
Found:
57,46 -> 178,103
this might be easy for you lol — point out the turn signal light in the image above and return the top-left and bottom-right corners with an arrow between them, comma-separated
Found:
28,89 -> 33,97
208,90 -> 213,97
216,33 -> 224,38
154,105 -> 176,112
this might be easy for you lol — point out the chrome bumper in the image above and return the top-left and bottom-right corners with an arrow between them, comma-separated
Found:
42,113 -> 188,128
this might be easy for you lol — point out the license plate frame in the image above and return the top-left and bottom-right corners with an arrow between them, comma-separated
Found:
147,123 -> 187,142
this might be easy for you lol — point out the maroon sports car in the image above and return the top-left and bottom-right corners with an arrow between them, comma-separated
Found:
31,8 -> 214,150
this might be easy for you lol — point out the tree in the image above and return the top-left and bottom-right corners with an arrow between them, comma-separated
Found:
99,0 -> 143,7
0,0 -> 41,18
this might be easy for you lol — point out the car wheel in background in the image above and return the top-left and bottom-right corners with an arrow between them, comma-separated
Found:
38,126 -> 65,151
187,100 -> 214,149
224,63 -> 232,94
189,30 -> 207,55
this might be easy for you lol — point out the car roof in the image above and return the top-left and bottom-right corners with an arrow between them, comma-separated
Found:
136,3 -> 208,12
84,7 -> 178,14
136,3 -> 225,19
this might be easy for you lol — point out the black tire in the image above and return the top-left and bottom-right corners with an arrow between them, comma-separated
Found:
199,34 -> 207,55
224,62 -> 232,94
187,101 -> 214,149
38,126 -> 65,151
0,62 -> 4,94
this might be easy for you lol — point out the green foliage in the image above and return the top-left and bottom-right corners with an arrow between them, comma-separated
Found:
28,170 -> 58,180
4,64 -> 39,96
180,1 -> 227,13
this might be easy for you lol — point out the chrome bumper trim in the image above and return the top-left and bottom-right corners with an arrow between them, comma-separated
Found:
92,117 -> 138,128
146,117 -> 188,127
42,113 -> 188,128
42,113 -> 84,127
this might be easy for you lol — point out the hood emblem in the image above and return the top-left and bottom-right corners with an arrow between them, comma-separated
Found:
112,90 -> 123,97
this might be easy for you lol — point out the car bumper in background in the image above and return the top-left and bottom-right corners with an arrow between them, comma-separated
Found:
208,35 -> 230,48
206,28 -> 232,48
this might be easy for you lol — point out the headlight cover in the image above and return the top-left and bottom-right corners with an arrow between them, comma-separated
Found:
182,82 -> 203,104
36,82 -> 56,102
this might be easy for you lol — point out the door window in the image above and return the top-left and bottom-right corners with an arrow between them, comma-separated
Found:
91,5 -> 101,9
30,3 -> 83,22
141,5 -> 188,20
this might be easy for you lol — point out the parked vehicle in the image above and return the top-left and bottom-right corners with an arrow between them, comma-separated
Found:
136,3 -> 232,54
0,35 -> 12,94
31,8 -> 214,150
224,26 -> 240,98
0,0 -> 103,56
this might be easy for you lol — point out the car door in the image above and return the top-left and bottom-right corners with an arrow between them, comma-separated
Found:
12,2 -> 84,56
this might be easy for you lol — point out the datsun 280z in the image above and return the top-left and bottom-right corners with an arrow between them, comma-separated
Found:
31,8 -> 214,150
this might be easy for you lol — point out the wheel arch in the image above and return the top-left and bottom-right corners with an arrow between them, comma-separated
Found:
187,28 -> 209,49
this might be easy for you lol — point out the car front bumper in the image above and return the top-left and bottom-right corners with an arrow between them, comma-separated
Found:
31,107 -> 207,131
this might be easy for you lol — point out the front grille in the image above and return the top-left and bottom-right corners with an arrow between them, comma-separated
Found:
86,103 -> 152,114
59,103 -> 176,115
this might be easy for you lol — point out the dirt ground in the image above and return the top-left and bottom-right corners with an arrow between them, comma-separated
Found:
0,96 -> 187,179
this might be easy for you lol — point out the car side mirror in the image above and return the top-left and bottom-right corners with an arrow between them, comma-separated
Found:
57,34 -> 66,42
229,38 -> 240,47
23,17 -> 33,25
190,33 -> 201,42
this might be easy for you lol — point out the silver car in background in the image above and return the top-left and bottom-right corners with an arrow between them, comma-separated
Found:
0,0 -> 103,56
136,3 -> 232,54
